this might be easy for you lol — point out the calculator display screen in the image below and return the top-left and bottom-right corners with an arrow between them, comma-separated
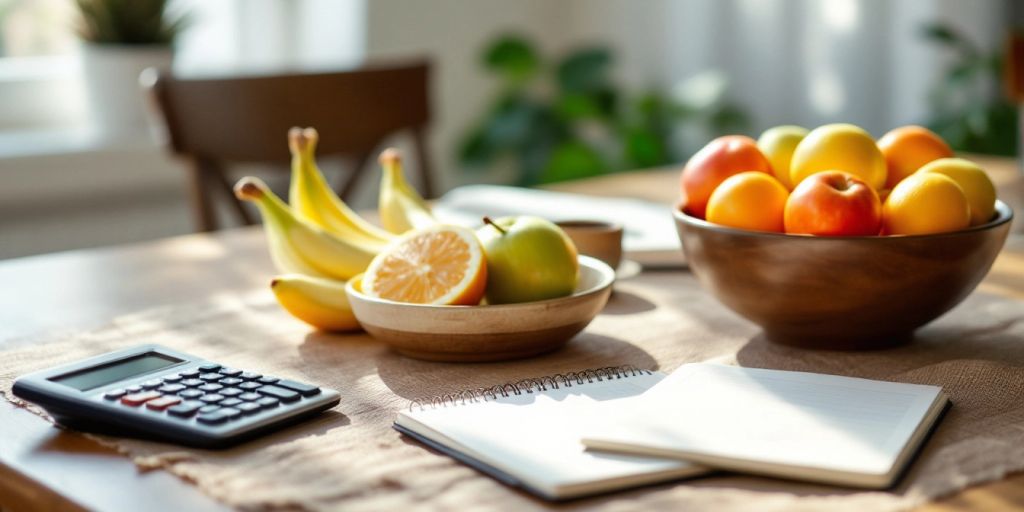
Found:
50,352 -> 184,391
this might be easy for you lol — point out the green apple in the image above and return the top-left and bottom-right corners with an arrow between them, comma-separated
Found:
476,216 -> 579,304
757,125 -> 809,190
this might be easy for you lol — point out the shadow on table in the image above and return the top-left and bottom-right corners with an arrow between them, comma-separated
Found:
602,289 -> 657,315
376,332 -> 659,400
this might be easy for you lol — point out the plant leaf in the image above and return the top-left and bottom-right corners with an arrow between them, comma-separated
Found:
557,47 -> 612,93
539,140 -> 607,183
483,35 -> 539,82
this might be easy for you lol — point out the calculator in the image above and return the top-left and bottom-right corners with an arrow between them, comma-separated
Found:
12,344 -> 341,449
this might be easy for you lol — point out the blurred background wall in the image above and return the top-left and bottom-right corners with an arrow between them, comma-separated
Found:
0,0 -> 1019,258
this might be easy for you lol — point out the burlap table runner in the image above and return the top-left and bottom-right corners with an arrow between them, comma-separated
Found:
3,271 -> 1024,511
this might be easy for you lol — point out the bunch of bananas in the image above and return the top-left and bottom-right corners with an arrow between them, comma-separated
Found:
233,127 -> 436,331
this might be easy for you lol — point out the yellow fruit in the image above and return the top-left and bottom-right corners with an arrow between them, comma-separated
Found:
882,173 -> 970,235
705,172 -> 788,232
918,158 -> 997,225
271,274 -> 361,332
790,123 -> 887,190
756,125 -> 809,189
362,225 -> 487,305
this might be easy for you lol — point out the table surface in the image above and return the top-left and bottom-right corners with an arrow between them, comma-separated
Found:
2,158 -> 1024,511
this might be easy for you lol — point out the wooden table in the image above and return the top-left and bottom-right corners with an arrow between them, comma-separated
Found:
2,158 -> 1024,511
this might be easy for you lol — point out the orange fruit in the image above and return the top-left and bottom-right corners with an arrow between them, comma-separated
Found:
705,171 -> 789,232
680,135 -> 772,219
362,225 -> 487,305
877,125 -> 953,189
882,173 -> 970,235
790,124 -> 887,190
918,158 -> 996,225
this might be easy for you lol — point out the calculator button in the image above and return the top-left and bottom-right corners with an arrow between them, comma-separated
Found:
198,364 -> 221,372
276,379 -> 321,397
256,385 -> 300,403
220,388 -> 243,397
199,404 -> 221,414
237,402 -> 261,415
220,377 -> 243,386
167,401 -> 203,417
219,368 -> 243,377
145,396 -> 182,411
103,389 -> 127,400
239,382 -> 262,391
199,373 -> 224,382
257,376 -> 279,384
125,385 -> 143,393
157,384 -> 186,394
238,392 -> 262,402
220,398 -> 243,407
199,394 -> 225,403
179,389 -> 203,399
219,407 -> 242,420
197,411 -> 229,424
240,372 -> 262,381
141,379 -> 163,390
181,379 -> 204,387
198,383 -> 223,393
256,397 -> 280,409
121,391 -> 162,406
161,374 -> 183,383
179,370 -> 200,378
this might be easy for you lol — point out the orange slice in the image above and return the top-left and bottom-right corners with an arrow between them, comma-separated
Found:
362,225 -> 487,305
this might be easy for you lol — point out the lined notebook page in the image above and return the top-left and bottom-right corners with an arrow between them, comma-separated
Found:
582,364 -> 944,478
397,372 -> 701,496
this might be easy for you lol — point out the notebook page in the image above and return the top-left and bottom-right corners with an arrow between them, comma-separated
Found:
399,372 -> 697,489
583,364 -> 943,476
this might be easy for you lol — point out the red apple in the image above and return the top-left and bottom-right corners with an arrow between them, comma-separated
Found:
784,171 -> 882,236
680,135 -> 772,219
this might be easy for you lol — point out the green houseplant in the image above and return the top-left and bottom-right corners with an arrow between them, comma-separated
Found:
458,34 -> 748,185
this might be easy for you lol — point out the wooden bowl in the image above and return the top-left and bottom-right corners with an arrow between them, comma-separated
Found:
673,201 -> 1014,350
345,256 -> 616,362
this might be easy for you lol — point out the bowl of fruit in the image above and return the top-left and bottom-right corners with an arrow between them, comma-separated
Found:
673,124 -> 1013,350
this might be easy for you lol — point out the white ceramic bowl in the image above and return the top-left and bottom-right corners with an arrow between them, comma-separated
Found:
345,256 -> 616,362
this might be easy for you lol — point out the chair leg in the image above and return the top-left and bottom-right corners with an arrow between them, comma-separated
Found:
337,151 -> 372,201
206,163 -> 254,226
186,157 -> 217,232
412,128 -> 435,199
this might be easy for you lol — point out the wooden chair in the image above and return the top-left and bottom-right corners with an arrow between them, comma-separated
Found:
142,60 -> 433,232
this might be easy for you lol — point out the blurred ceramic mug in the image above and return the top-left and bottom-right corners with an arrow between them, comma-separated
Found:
556,220 -> 624,270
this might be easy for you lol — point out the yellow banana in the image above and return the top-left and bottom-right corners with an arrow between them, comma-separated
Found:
270,274 -> 361,332
378,148 -> 437,234
234,177 -> 378,281
287,127 -> 394,246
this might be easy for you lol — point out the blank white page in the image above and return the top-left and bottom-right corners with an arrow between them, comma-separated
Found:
582,364 -> 944,478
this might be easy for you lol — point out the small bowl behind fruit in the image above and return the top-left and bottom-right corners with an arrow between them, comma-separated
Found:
673,201 -> 1013,350
345,256 -> 616,362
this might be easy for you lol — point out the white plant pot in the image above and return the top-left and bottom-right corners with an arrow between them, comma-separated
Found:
80,43 -> 173,144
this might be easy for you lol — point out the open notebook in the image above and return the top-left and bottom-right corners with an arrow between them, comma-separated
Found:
582,363 -> 949,489
394,367 -> 707,500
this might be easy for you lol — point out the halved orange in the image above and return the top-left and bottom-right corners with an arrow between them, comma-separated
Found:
362,225 -> 487,305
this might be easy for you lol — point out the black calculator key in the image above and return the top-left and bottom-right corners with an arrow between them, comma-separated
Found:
141,379 -> 163,390
125,385 -> 143,393
198,383 -> 223,393
220,398 -> 242,407
237,402 -> 261,415
103,389 -> 126,400
198,363 -> 221,372
167,401 -> 203,417
197,411 -> 229,424
219,407 -> 242,420
276,379 -> 321,397
220,377 -> 243,386
179,389 -> 203,399
161,374 -> 183,383
157,384 -> 186,394
257,376 -> 279,384
199,393 -> 225,403
239,392 -> 262,401
240,372 -> 262,381
239,381 -> 262,391
256,385 -> 300,403
179,369 -> 200,378
256,397 -> 280,408
181,379 -> 204,387
220,388 -> 243,397
199,404 -> 221,414
219,368 -> 243,377
199,373 -> 224,382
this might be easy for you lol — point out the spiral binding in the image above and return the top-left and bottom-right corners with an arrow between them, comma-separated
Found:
408,365 -> 651,411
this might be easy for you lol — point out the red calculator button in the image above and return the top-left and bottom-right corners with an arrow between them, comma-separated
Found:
145,396 -> 182,411
121,391 -> 162,406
